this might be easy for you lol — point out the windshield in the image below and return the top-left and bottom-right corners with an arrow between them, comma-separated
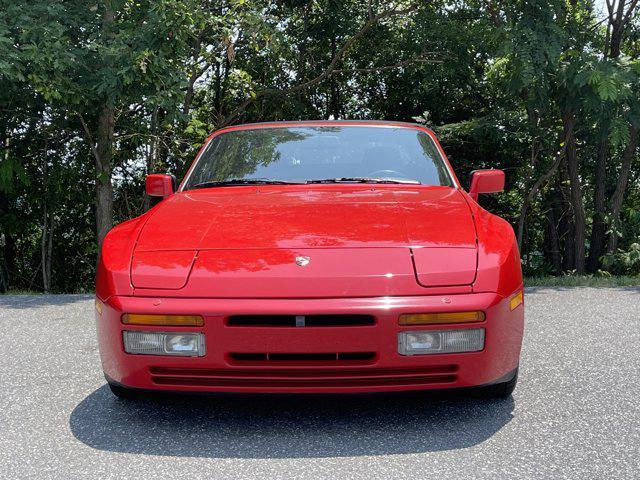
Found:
182,126 -> 454,190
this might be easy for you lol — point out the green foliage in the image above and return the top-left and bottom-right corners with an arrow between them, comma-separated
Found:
602,243 -> 640,275
525,274 -> 640,287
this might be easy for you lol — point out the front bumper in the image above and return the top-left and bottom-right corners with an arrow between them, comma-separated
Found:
96,292 -> 524,394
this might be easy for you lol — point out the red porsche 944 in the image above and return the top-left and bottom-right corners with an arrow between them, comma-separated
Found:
95,121 -> 524,398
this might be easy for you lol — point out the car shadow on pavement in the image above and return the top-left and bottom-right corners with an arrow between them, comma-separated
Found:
70,385 -> 514,458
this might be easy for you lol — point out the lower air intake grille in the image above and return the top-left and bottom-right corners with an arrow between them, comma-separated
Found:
229,352 -> 376,364
149,365 -> 458,389
227,315 -> 375,327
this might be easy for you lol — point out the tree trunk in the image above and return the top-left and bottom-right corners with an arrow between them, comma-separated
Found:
606,126 -> 639,255
556,168 -> 575,271
40,205 -> 52,293
214,61 -> 222,115
328,35 -> 340,119
546,207 -> 562,274
40,142 -> 52,293
46,216 -> 53,291
94,3 -> 116,250
588,0 -> 626,269
183,59 -> 203,117
609,29 -> 623,59
0,253 -> 6,293
589,0 -> 634,266
587,135 -> 609,271
0,139 -> 11,291
95,105 -> 115,250
562,110 -> 586,273
0,230 -> 15,292
142,105 -> 159,212
516,125 -> 571,250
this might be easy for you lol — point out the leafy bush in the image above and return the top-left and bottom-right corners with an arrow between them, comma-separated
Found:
602,243 -> 640,275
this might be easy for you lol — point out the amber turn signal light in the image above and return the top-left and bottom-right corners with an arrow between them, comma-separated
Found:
122,314 -> 204,326
399,311 -> 485,325
509,290 -> 524,310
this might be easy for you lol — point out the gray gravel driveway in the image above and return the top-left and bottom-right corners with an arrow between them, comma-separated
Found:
0,287 -> 639,479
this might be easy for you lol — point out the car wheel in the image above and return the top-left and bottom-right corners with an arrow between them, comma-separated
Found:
108,382 -> 139,399
477,369 -> 518,399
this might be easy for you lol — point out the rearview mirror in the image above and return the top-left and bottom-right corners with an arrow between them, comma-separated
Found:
468,169 -> 505,201
145,174 -> 175,198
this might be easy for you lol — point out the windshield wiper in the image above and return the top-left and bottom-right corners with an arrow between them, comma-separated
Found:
191,177 -> 420,189
306,177 -> 421,185
191,178 -> 303,189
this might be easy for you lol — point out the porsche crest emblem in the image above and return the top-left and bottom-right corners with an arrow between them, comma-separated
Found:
295,256 -> 310,267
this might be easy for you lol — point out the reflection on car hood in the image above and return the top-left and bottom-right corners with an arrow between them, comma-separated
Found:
135,185 -> 476,251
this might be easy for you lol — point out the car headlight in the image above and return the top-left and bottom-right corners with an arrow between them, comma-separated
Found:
398,328 -> 484,355
122,331 -> 205,356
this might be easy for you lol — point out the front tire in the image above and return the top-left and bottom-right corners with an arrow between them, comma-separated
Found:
108,382 -> 140,399
476,369 -> 518,398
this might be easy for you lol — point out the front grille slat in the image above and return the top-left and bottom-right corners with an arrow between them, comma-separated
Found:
151,374 -> 457,388
337,352 -> 375,361
230,353 -> 268,362
227,314 -> 375,327
228,352 -> 377,365
268,353 -> 338,361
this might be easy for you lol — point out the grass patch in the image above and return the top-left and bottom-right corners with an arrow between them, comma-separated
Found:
1,289 -> 94,295
525,275 -> 640,287
1,289 -> 42,295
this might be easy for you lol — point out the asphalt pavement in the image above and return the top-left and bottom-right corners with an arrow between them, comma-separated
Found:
0,287 -> 639,479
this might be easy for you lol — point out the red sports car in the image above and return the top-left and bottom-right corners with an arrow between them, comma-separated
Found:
95,120 -> 524,398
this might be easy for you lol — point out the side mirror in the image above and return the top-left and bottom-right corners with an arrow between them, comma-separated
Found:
468,169 -> 505,201
145,174 -> 175,198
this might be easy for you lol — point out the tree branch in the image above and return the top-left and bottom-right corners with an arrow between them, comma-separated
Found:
615,0 -> 627,23
623,0 -> 639,24
606,0 -> 615,21
77,113 -> 101,164
517,124 -> 574,249
183,60 -> 211,116
485,0 -> 503,28
331,56 -> 442,74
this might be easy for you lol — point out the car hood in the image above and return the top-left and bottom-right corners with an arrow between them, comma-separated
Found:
136,185 -> 476,251
131,186 -> 478,296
